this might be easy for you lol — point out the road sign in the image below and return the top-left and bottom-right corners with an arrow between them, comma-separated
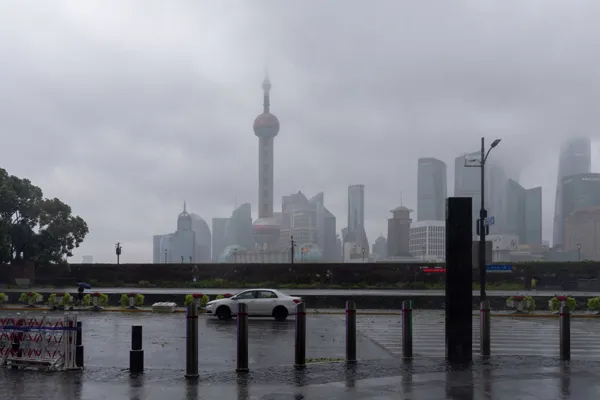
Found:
486,264 -> 512,273
484,216 -> 495,226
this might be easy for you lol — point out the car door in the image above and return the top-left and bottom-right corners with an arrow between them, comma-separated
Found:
233,290 -> 258,314
254,290 -> 279,315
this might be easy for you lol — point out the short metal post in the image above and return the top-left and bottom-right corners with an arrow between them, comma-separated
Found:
185,303 -> 199,379
480,301 -> 491,357
130,325 -> 144,374
346,300 -> 357,363
75,321 -> 84,368
402,300 -> 413,359
295,302 -> 307,369
560,302 -> 571,361
236,303 -> 249,372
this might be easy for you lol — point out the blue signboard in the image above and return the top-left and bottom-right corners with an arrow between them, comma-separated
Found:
486,264 -> 513,273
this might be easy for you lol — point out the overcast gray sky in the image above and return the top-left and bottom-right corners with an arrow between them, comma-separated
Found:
2,1 -> 600,262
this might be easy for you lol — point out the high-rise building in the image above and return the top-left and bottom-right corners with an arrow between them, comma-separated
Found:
505,179 -> 542,245
280,191 -> 321,249
152,203 -> 211,263
323,209 -> 338,262
561,173 -> 600,246
417,158 -> 447,221
211,217 -> 230,261
552,137 -> 591,248
372,235 -> 388,260
409,220 -> 445,261
225,203 -> 253,251
252,73 -> 281,250
346,184 -> 369,255
565,206 -> 600,260
387,206 -> 412,257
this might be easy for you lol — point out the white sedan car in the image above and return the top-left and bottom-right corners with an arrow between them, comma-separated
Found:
205,289 -> 302,321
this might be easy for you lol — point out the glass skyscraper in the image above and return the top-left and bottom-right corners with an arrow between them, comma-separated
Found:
417,157 -> 447,221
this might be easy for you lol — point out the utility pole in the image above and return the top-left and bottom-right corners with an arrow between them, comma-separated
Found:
115,242 -> 122,265
290,235 -> 296,264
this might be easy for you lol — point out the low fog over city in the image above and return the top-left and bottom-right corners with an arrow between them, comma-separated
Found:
2,1 -> 600,263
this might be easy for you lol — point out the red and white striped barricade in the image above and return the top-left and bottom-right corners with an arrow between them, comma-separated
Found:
0,313 -> 78,370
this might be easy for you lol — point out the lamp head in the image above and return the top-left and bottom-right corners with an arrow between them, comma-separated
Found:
491,139 -> 502,148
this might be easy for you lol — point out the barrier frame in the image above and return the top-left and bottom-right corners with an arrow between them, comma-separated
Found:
0,313 -> 78,371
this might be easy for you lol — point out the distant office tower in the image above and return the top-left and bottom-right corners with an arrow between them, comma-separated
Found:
346,184 -> 369,255
323,209 -> 338,262
152,203 -> 211,263
409,221 -> 445,260
280,191 -> 321,247
560,173 -> 600,247
553,137 -> 592,248
212,217 -> 230,261
417,158 -> 447,221
252,73 -> 281,250
387,206 -> 412,257
454,152 -> 507,235
505,179 -> 542,245
225,203 -> 254,252
372,235 -> 388,260
565,206 -> 600,260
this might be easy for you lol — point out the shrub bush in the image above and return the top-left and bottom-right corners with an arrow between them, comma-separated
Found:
184,293 -> 209,307
588,297 -> 600,312
216,294 -> 225,300
0,293 -> 7,305
84,292 -> 109,307
19,292 -> 42,304
549,296 -> 576,312
121,293 -> 144,308
506,295 -> 536,312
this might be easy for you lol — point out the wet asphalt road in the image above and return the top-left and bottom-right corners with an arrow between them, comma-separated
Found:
8,287 -> 600,297
2,311 -> 600,398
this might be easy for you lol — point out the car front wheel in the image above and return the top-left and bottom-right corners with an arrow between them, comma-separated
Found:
273,306 -> 288,321
216,306 -> 232,320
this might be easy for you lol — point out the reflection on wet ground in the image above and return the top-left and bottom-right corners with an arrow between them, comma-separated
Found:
1,311 -> 600,399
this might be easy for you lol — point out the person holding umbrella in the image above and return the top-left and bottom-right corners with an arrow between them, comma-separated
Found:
77,282 -> 92,305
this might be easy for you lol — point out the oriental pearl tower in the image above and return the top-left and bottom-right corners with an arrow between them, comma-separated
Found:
251,73 -> 281,249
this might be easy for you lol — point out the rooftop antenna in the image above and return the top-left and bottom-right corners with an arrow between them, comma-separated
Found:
400,191 -> 403,206
235,195 -> 238,209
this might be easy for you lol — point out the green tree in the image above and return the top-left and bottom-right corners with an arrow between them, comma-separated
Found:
0,167 -> 88,264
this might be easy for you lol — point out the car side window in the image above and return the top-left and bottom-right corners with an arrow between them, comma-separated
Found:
236,291 -> 256,299
258,291 -> 278,299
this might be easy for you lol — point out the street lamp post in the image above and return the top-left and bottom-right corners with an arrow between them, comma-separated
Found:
164,249 -> 168,263
362,248 -> 365,262
115,242 -> 122,265
189,256 -> 192,263
465,137 -> 501,302
577,244 -> 581,261
422,245 -> 426,261
290,235 -> 296,264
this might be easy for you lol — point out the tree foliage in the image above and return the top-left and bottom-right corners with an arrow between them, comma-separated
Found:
0,168 -> 89,264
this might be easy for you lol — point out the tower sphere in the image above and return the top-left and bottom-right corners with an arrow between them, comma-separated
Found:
253,113 -> 280,138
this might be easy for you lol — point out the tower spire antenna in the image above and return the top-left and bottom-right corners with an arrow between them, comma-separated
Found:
400,192 -> 403,206
183,200 -> 187,213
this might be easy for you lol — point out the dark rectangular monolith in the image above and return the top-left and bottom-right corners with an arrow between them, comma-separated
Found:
445,197 -> 473,363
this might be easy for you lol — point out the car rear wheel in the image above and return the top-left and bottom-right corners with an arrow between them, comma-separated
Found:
217,305 -> 232,320
273,306 -> 288,321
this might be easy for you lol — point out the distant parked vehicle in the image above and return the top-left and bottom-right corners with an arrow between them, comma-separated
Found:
205,289 -> 302,321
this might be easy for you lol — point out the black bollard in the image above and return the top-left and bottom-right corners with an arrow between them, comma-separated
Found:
130,325 -> 144,374
236,303 -> 249,372
560,303 -> 571,361
76,321 -> 84,368
402,300 -> 413,359
295,302 -> 307,369
445,197 -> 473,363
185,303 -> 199,379
480,301 -> 491,357
345,301 -> 357,363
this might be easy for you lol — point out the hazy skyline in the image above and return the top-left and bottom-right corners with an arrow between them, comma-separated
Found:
2,1 -> 600,262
